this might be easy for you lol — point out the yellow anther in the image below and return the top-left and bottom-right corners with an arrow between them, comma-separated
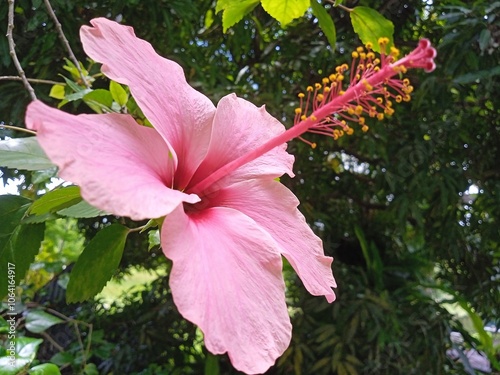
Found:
403,94 -> 411,102
295,108 -> 302,114
384,107 -> 395,115
390,47 -> 400,58
341,63 -> 349,71
400,65 -> 408,73
360,52 -> 366,60
346,126 -> 354,135
298,92 -> 305,98
377,113 -> 384,121
378,37 -> 389,45
358,116 -> 366,125
307,86 -> 314,92
367,52 -> 375,59
403,78 -> 410,85
358,64 -> 365,70
356,46 -> 364,53
404,85 -> 414,94
368,108 -> 377,117
322,77 -> 330,85
336,74 -> 344,82
355,74 -> 361,81
376,97 -> 383,104
335,66 -> 342,73
311,143 -> 317,149
340,120 -> 347,125
355,105 -> 363,115
324,86 -> 331,93
315,83 -> 322,90
301,115 -> 307,120
347,107 -> 355,115
329,74 -> 337,81
339,130 -> 345,137
352,51 -> 359,59
362,79 -> 373,91
365,42 -> 373,50
396,95 -> 403,103
362,125 -> 369,132
316,94 -> 324,102
373,58 -> 381,65
310,115 -> 317,121
386,100 -> 393,107
374,66 -> 380,72
339,90 -> 345,95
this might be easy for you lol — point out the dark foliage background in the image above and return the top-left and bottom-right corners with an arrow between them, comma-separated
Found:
1,0 -> 499,374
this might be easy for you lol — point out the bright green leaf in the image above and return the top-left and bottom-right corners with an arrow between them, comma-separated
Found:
310,0 -> 336,47
261,0 -> 310,26
349,6 -> 394,53
83,89 -> 113,114
218,0 -> 260,32
0,137 -> 55,171
28,363 -> 62,375
204,9 -> 214,29
57,200 -> 107,218
109,81 -> 128,107
49,84 -> 65,100
29,186 -> 82,216
66,224 -> 129,303
0,195 -> 31,238
25,309 -> 65,334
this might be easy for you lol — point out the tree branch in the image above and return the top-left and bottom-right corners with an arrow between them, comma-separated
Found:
43,0 -> 90,88
6,0 -> 36,100
0,75 -> 64,85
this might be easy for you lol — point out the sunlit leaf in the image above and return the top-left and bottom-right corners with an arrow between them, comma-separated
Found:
49,84 -> 65,100
66,224 -> 129,303
261,0 -> 310,26
109,81 -> 128,107
217,0 -> 260,32
349,6 -> 394,52
0,137 -> 55,171
28,363 -> 62,375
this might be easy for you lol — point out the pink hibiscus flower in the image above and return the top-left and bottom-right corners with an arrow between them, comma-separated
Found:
25,18 -> 436,374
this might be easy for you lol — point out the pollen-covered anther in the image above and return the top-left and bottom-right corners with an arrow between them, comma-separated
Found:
298,93 -> 305,98
377,113 -> 384,121
362,125 -> 369,132
316,94 -> 324,102
295,108 -> 302,114
362,79 -> 373,91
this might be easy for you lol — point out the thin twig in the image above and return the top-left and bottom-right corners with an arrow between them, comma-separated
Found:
42,0 -> 90,88
0,124 -> 37,135
0,75 -> 64,85
6,0 -> 37,100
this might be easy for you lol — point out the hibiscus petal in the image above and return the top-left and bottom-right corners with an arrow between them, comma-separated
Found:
161,205 -> 292,374
80,17 -> 215,188
214,179 -> 336,302
26,100 -> 199,220
188,94 -> 295,189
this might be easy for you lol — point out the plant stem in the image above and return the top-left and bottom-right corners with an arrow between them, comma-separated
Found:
0,124 -> 37,135
43,0 -> 90,89
0,75 -> 64,85
6,0 -> 37,100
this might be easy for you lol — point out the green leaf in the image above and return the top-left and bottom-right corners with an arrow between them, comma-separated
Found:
49,84 -> 65,100
57,200 -> 107,218
310,0 -> 336,47
148,229 -> 160,250
204,353 -> 220,375
204,9 -> 214,29
28,363 -> 62,375
29,186 -> 82,216
17,337 -> 44,360
83,89 -> 113,114
66,224 -> 129,303
261,0 -> 310,26
349,6 -> 394,53
109,81 -> 128,107
25,309 -> 65,334
0,195 -> 31,238
0,222 -> 45,299
217,0 -> 260,32
0,137 -> 55,171
0,357 -> 31,374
